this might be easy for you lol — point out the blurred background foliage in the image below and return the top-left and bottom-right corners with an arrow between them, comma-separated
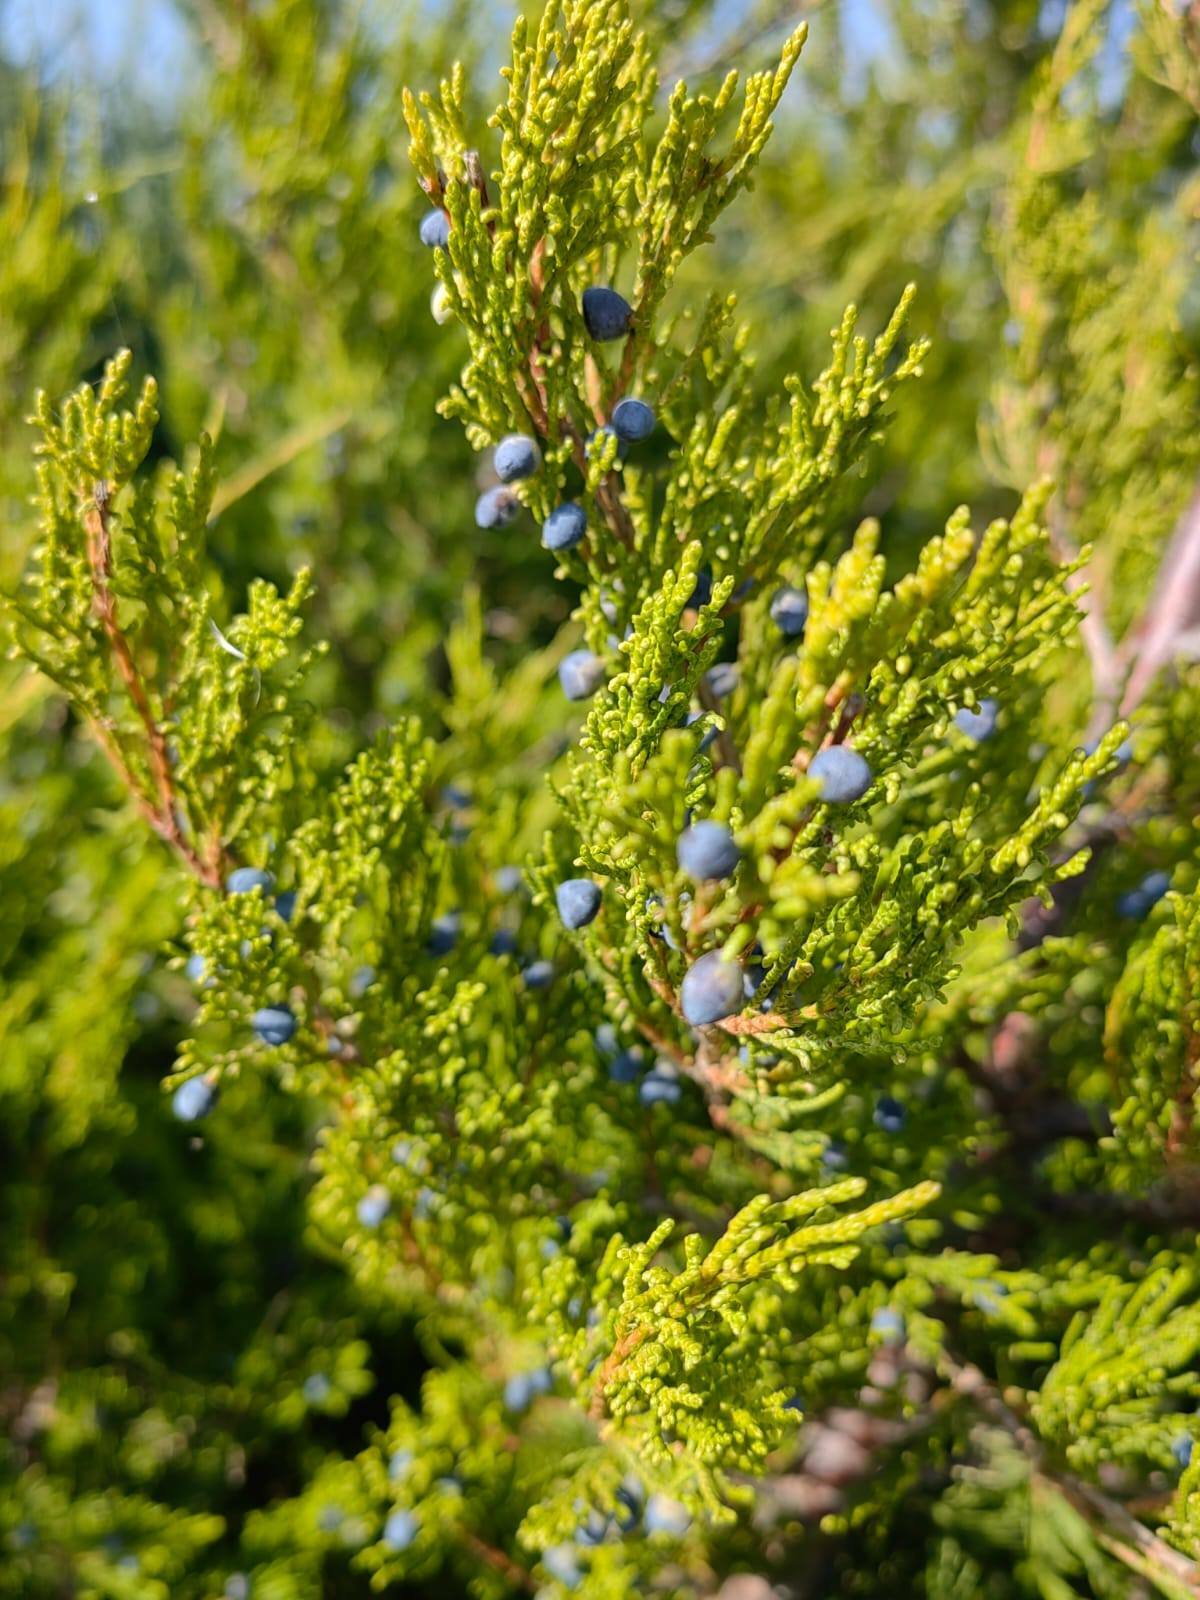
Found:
0,0 -> 1196,1594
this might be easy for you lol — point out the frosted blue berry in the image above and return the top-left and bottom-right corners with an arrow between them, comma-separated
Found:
556,878 -> 602,929
770,585 -> 808,639
428,912 -> 461,955
418,208 -> 449,248
1173,1436 -> 1194,1468
494,433 -> 541,483
953,698 -> 999,742
644,1494 -> 691,1536
639,1072 -> 682,1107
172,1076 -> 216,1122
874,1094 -> 906,1133
677,820 -> 740,881
303,1373 -> 332,1404
357,1184 -> 391,1228
543,502 -> 588,552
543,1545 -> 583,1587
871,1308 -> 905,1343
252,1005 -> 296,1046
582,285 -> 633,341
558,650 -> 605,701
611,397 -> 655,441
595,1023 -> 619,1057
224,1576 -> 250,1600
522,959 -> 555,989
388,1448 -> 413,1482
226,866 -> 274,895
705,661 -> 739,699
185,952 -> 210,985
349,965 -> 376,998
680,950 -> 743,1025
318,1505 -> 344,1533
475,486 -> 521,529
496,864 -> 524,894
274,889 -> 297,922
382,1509 -> 419,1552
809,746 -> 872,803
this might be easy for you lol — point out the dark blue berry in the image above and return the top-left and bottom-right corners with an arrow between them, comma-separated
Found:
686,569 -> 712,609
227,866 -> 273,896
172,1076 -> 216,1122
809,746 -> 872,803
522,959 -> 555,989
428,912 -> 461,955
556,878 -> 602,929
770,585 -> 808,639
680,950 -> 743,1025
609,1046 -> 645,1084
582,285 -> 633,341
611,397 -> 655,441
953,699 -> 999,742
252,1005 -> 296,1046
475,486 -> 521,529
275,889 -> 297,922
821,1139 -> 848,1171
558,650 -> 605,701
677,820 -> 740,881
490,928 -> 518,956
419,208 -> 449,248
874,1094 -> 905,1133
543,502 -> 587,551
1173,1436 -> 1194,1469
494,434 -> 541,483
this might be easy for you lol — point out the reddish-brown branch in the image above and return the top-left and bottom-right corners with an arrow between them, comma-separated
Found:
460,1532 -> 536,1593
83,483 -> 221,886
588,1324 -> 652,1420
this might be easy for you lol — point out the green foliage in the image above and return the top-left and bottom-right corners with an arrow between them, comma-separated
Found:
3,2 -> 1200,1598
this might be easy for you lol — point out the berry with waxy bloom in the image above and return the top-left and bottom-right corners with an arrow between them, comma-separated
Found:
543,502 -> 587,551
809,746 -> 872,803
475,486 -> 521,529
556,877 -> 602,929
677,820 -> 740,881
357,1185 -> 391,1227
611,397 -> 655,441
172,1076 -> 216,1122
382,1510 -> 419,1552
558,650 -> 605,701
582,285 -> 633,340
227,866 -> 273,896
252,1005 -> 296,1046
494,433 -> 541,482
418,208 -> 449,248
680,950 -> 743,1025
